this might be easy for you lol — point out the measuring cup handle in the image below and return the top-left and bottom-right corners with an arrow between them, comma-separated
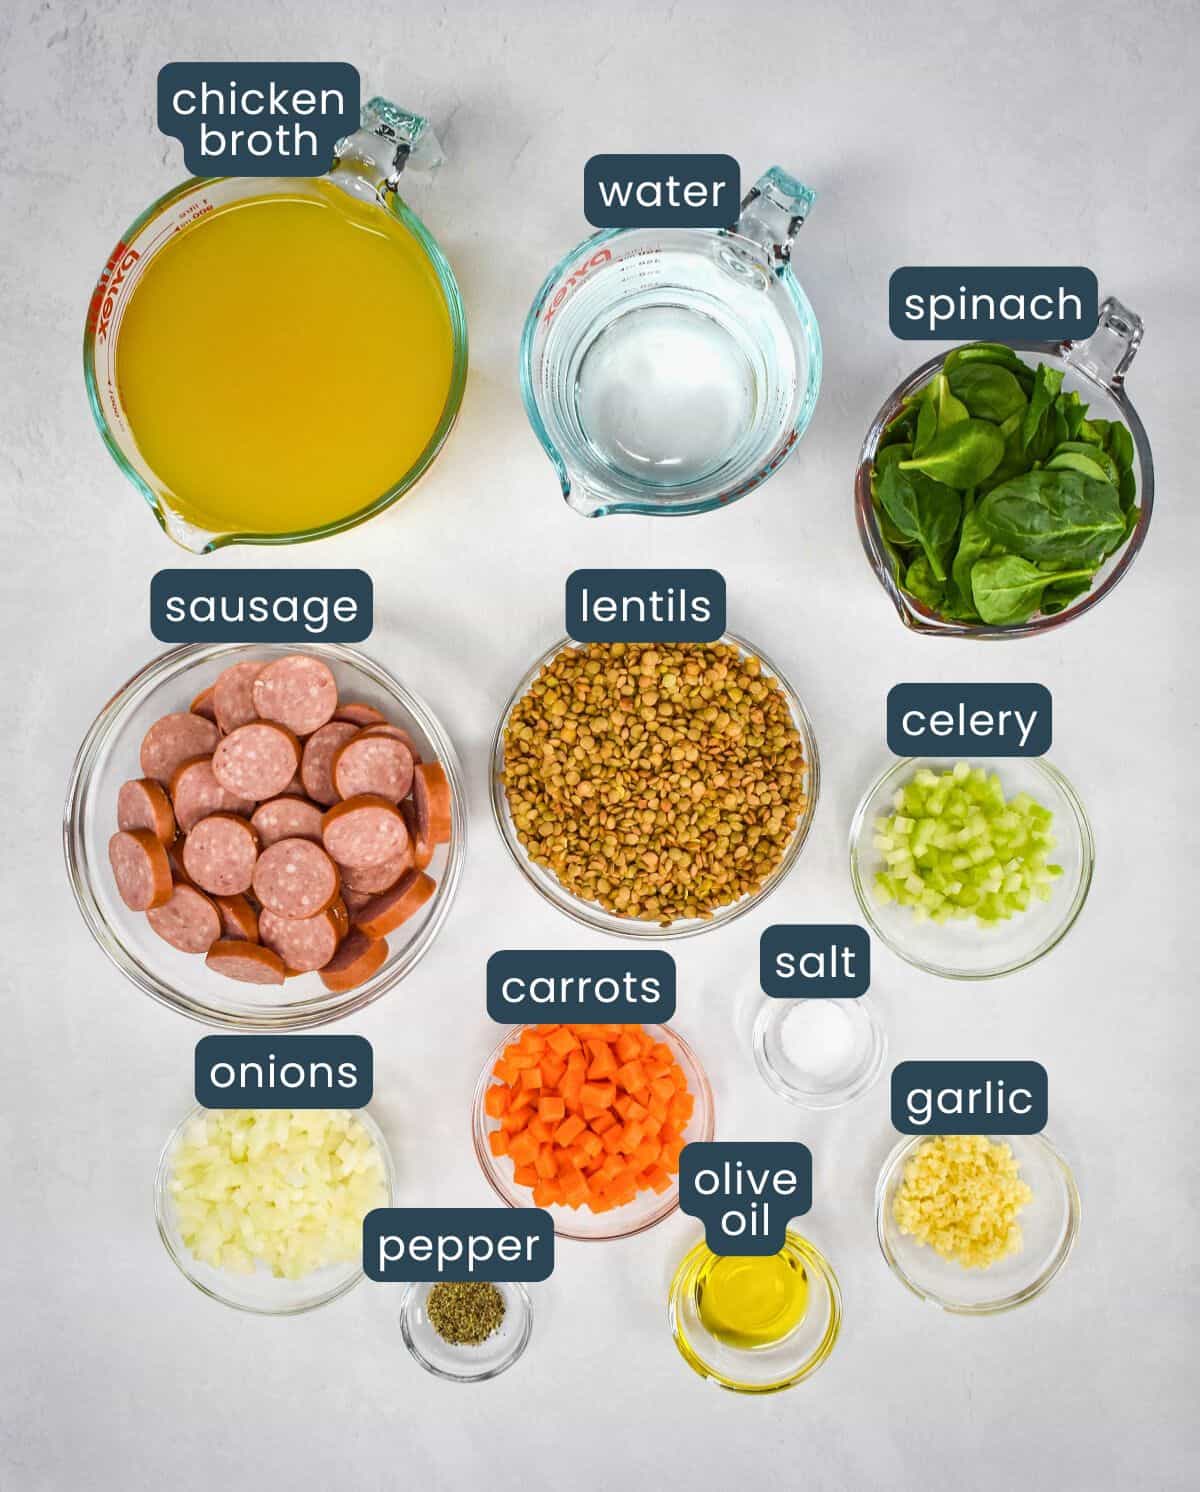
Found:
331,97 -> 445,197
736,168 -> 817,266
1062,295 -> 1144,390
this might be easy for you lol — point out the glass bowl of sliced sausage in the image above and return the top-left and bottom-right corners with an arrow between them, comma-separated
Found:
64,643 -> 466,1029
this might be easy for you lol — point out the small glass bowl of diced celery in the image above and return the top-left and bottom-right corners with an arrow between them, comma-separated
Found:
849,758 -> 1093,979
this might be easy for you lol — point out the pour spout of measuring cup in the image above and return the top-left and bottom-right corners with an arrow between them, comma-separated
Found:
735,168 -> 817,268
330,97 -> 446,204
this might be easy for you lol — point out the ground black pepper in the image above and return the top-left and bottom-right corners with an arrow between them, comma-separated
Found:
426,1281 -> 506,1345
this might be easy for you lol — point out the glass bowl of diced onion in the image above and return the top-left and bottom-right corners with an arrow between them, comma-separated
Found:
849,757 -> 1094,979
154,1105 -> 395,1314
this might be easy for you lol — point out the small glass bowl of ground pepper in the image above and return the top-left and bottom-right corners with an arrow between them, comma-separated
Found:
491,635 -> 820,938
399,1281 -> 534,1382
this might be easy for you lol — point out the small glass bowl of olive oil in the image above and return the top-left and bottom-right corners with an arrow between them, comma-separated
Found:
668,1231 -> 841,1393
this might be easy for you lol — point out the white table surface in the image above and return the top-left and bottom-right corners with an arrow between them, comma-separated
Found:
1,2 -> 1196,1488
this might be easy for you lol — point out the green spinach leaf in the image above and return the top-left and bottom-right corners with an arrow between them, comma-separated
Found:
976,469 -> 1125,567
1021,364 -> 1064,451
877,461 -> 961,581
899,419 -> 1005,488
947,363 -> 1028,423
971,555 -> 1095,626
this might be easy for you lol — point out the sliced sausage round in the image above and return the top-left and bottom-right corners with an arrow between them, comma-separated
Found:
170,755 -> 255,833
413,761 -> 453,845
353,869 -> 435,938
205,939 -> 286,985
251,796 -> 325,848
182,813 -> 260,896
139,713 -> 219,786
212,722 -> 300,801
359,722 -> 422,761
212,659 -> 264,734
300,721 -> 359,806
253,837 -> 340,919
334,702 -> 386,728
319,930 -> 388,993
213,893 -> 259,942
338,844 -> 414,895
322,795 -> 408,868
189,685 -> 218,723
401,799 -> 434,870
341,886 -> 373,918
108,829 -> 173,910
332,732 -> 414,803
147,883 -> 221,953
252,655 -> 338,737
259,903 -> 345,973
117,778 -> 176,844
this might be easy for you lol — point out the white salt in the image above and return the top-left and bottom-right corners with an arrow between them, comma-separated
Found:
779,1000 -> 860,1083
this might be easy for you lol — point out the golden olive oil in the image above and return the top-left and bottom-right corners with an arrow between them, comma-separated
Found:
695,1251 -> 809,1349
115,180 -> 454,538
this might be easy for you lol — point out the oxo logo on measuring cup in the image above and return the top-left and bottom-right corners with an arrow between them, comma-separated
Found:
543,247 -> 613,323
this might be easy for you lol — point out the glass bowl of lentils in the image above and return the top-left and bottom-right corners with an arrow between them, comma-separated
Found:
490,634 -> 820,938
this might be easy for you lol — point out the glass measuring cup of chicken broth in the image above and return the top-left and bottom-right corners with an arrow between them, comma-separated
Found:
521,168 -> 822,517
84,98 -> 467,552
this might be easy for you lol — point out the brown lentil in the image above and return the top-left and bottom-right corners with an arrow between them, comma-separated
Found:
501,642 -> 809,924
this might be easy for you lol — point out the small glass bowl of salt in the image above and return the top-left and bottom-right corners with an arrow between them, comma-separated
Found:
752,996 -> 886,1110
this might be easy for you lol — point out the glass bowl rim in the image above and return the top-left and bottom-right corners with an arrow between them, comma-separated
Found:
848,754 -> 1095,981
471,1021 -> 715,1242
751,992 -> 887,1109
153,1102 -> 397,1316
63,641 -> 467,1029
667,1228 -> 843,1393
854,336 -> 1154,638
398,1280 -> 534,1382
489,632 -> 820,939
874,1131 -> 1081,1315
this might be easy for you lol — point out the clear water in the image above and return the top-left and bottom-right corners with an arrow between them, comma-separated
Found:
575,304 -> 756,486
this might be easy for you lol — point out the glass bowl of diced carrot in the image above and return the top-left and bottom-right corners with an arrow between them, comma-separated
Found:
472,1022 -> 715,1241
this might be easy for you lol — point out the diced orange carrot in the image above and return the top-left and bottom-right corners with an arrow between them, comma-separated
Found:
493,1058 -> 519,1085
532,1179 -> 561,1207
578,1131 -> 603,1159
509,1131 -> 539,1167
615,1032 -> 642,1062
553,1113 -> 586,1146
580,1080 -> 616,1109
641,1164 -> 672,1193
540,1054 -> 567,1087
484,1085 -> 510,1118
589,1111 -> 617,1135
616,1059 -> 647,1092
535,1145 -> 558,1179
513,1163 -> 538,1187
538,1094 -> 565,1122
547,1027 -> 581,1057
487,1130 -> 509,1157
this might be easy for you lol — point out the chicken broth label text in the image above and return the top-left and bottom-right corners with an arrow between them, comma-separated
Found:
680,1142 -> 812,1255
157,63 -> 359,174
486,950 -> 676,1023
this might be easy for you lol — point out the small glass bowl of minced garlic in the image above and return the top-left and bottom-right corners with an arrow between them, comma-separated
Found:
667,1232 -> 842,1393
399,1281 -> 534,1382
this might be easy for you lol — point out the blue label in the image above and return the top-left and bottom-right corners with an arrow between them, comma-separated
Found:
151,569 -> 372,643
486,950 -> 675,1024
679,1142 -> 812,1256
760,925 -> 870,998
886,684 -> 1051,757
157,63 -> 359,175
363,1208 -> 554,1282
891,1061 -> 1048,1134
195,1035 -> 372,1108
890,267 -> 1098,341
565,569 -> 725,642
584,155 -> 740,228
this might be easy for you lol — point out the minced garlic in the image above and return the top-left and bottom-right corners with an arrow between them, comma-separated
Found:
892,1134 -> 1032,1269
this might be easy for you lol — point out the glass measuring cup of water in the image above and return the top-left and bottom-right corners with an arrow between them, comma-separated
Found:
520,169 -> 822,517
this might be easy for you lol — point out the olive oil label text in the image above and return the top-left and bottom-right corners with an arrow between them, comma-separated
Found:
566,569 -> 725,642
195,1036 -> 372,1108
892,1061 -> 1048,1134
158,63 -> 359,174
151,569 -> 372,643
486,951 -> 676,1024
364,1208 -> 554,1282
584,155 -> 740,228
889,267 -> 1098,341
760,925 -> 870,997
886,683 -> 1051,756
680,1142 -> 812,1255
